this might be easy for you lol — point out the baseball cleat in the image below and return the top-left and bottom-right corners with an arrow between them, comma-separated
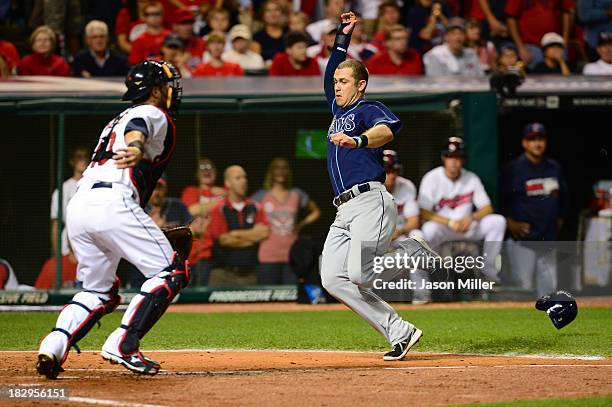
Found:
36,353 -> 64,379
383,328 -> 423,361
101,350 -> 161,375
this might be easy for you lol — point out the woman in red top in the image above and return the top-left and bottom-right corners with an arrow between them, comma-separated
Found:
182,158 -> 226,285
251,158 -> 321,285
17,26 -> 70,76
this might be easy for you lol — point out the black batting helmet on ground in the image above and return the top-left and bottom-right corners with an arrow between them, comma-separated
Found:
122,60 -> 182,114
441,137 -> 466,157
383,150 -> 403,173
535,290 -> 578,330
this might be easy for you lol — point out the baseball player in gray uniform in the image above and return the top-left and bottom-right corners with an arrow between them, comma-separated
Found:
321,12 -> 439,361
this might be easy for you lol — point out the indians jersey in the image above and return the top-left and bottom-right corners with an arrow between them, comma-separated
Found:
418,166 -> 491,219
83,104 -> 176,207
390,176 -> 419,229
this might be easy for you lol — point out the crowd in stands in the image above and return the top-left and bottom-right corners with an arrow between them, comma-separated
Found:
1,0 -> 611,79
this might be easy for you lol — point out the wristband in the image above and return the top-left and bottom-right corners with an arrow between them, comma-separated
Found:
351,136 -> 361,148
333,24 -> 352,51
359,134 -> 369,148
128,140 -> 145,154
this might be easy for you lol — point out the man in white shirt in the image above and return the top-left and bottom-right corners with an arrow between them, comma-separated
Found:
50,148 -> 89,256
423,17 -> 484,76
416,137 -> 506,283
583,32 -> 612,75
306,0 -> 345,43
222,24 -> 266,71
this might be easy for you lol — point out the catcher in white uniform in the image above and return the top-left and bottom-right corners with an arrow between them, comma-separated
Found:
37,60 -> 188,378
416,137 -> 506,284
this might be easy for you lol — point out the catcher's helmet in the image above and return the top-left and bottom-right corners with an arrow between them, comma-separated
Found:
122,60 -> 182,114
383,150 -> 403,173
535,290 -> 578,330
441,136 -> 466,157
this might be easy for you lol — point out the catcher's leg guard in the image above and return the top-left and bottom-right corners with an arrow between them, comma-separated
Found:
102,255 -> 188,373
37,279 -> 120,379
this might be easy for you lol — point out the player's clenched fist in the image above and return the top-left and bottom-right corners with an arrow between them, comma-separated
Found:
330,132 -> 357,148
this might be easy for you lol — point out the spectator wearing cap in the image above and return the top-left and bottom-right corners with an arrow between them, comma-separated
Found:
172,8 -> 206,70
114,0 -> 148,54
252,1 -> 288,65
496,42 -> 523,72
583,32 -> 612,75
372,1 -> 402,44
577,1 -> 612,61
306,0 -> 344,43
501,123 -> 568,297
269,31 -> 321,76
128,2 -> 171,65
0,38 -> 19,77
505,0 -> 574,69
73,20 -> 129,78
17,25 -> 70,76
366,24 -> 423,75
405,0 -> 451,55
158,33 -> 192,77
306,21 -> 337,73
193,32 -> 244,76
423,18 -> 484,76
222,24 -> 266,71
288,11 -> 317,47
182,158 -> 226,286
532,33 -> 571,76
415,137 -> 506,283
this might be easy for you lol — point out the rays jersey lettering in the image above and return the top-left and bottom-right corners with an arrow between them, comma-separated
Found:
83,104 -> 176,207
326,99 -> 402,196
328,113 -> 356,136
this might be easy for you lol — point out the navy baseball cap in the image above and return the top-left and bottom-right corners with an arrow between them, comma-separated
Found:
441,137 -> 466,157
523,122 -> 547,139
598,32 -> 612,46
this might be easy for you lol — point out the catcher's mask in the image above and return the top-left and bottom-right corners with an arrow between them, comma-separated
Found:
122,60 -> 182,116
535,290 -> 578,330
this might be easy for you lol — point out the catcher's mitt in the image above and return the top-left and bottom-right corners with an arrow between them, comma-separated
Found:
162,226 -> 193,261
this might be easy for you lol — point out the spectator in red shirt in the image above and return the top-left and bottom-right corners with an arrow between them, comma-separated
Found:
269,32 -> 321,76
366,24 -> 423,76
206,165 -> 269,287
17,25 -> 70,76
182,158 -> 226,286
161,0 -> 213,25
372,1 -> 402,44
115,0 -> 148,54
128,1 -> 171,65
505,0 -> 574,69
0,39 -> 20,76
35,250 -> 78,289
192,32 -> 244,76
172,8 -> 206,69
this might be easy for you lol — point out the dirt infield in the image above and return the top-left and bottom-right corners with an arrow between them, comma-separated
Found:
2,350 -> 611,407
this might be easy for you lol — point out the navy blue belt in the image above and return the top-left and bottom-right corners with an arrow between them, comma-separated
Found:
92,182 -> 112,189
333,183 -> 371,208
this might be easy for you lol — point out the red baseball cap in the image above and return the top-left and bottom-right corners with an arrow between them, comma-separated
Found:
173,8 -> 195,23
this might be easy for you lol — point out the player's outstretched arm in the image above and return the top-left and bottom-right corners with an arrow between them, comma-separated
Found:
324,12 -> 357,108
